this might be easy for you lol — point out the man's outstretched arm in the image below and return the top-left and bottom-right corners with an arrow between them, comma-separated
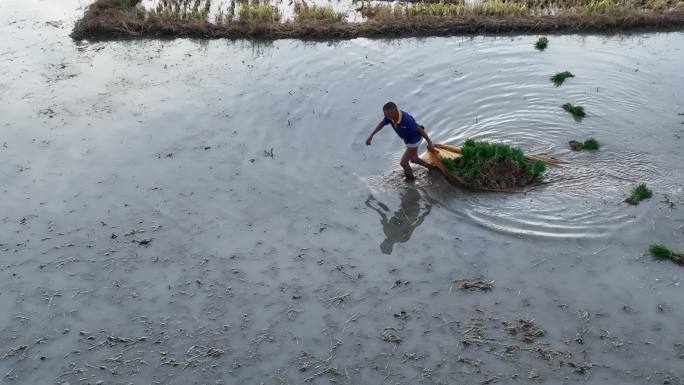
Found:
366,121 -> 386,145
416,125 -> 435,151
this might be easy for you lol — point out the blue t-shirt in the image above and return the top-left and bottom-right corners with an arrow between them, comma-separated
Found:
382,110 -> 421,144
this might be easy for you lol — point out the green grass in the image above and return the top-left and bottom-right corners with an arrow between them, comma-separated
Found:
649,243 -> 684,265
550,71 -> 575,86
238,0 -> 280,22
625,183 -> 653,205
441,139 -> 545,188
151,0 -> 212,21
562,103 -> 586,118
535,37 -> 549,50
294,1 -> 346,22
359,0 -> 684,20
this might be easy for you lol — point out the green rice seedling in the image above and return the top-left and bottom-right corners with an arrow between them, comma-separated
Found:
535,37 -> 548,50
550,71 -> 575,86
582,138 -> 600,150
238,0 -> 279,22
227,0 -> 236,20
625,183 -> 653,205
648,243 -> 684,265
562,103 -> 586,118
470,0 -> 528,16
532,160 -> 546,178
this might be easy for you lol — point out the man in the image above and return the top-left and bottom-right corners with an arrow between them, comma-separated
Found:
365,102 -> 436,180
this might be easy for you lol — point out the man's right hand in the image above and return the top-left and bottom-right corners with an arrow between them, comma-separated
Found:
366,136 -> 372,146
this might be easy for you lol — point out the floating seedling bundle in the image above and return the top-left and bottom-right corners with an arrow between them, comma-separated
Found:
426,140 -> 562,191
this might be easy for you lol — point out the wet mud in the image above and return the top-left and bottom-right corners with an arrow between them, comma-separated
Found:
1,1 -> 684,384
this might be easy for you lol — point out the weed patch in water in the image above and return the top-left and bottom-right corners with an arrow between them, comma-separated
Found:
625,183 -> 653,205
535,37 -> 549,50
562,103 -> 586,118
440,139 -> 546,190
648,243 -> 684,265
550,71 -> 574,86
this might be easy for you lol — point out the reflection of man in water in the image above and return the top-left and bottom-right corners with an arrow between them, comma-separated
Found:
365,188 -> 432,255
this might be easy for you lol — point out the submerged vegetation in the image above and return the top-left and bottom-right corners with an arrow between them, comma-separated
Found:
71,0 -> 684,40
648,244 -> 684,265
535,37 -> 549,50
550,71 -> 575,86
569,138 -> 600,151
625,183 -> 653,205
440,139 -> 546,190
562,103 -> 586,118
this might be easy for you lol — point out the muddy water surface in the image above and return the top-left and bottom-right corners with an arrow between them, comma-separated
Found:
2,1 -> 684,384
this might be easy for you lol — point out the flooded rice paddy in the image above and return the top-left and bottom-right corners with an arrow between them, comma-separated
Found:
2,0 -> 684,384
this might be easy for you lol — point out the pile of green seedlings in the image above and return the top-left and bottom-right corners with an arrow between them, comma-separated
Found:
441,139 -> 546,190
649,244 -> 684,265
625,183 -> 653,205
562,103 -> 586,118
569,138 -> 600,151
550,71 -> 575,86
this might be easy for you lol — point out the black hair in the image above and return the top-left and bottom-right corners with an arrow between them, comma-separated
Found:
382,102 -> 397,111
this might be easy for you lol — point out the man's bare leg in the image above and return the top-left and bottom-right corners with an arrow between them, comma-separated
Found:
410,154 -> 432,170
400,148 -> 415,180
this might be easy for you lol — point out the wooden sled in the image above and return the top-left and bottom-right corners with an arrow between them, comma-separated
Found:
425,143 -> 564,191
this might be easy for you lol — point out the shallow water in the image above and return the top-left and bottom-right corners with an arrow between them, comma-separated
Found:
2,1 -> 684,384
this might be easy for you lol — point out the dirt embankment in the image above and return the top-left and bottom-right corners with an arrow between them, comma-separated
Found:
71,0 -> 684,40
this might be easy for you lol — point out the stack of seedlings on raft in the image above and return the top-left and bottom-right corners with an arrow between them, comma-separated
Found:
440,139 -> 546,190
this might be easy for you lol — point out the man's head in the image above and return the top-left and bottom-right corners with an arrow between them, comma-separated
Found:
383,102 -> 399,122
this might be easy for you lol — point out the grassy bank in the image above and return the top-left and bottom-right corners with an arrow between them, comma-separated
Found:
72,0 -> 684,40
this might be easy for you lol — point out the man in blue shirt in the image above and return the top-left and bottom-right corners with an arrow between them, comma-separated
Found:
366,102 -> 436,180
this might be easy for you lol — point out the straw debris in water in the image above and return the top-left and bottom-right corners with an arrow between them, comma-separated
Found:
456,278 -> 494,291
